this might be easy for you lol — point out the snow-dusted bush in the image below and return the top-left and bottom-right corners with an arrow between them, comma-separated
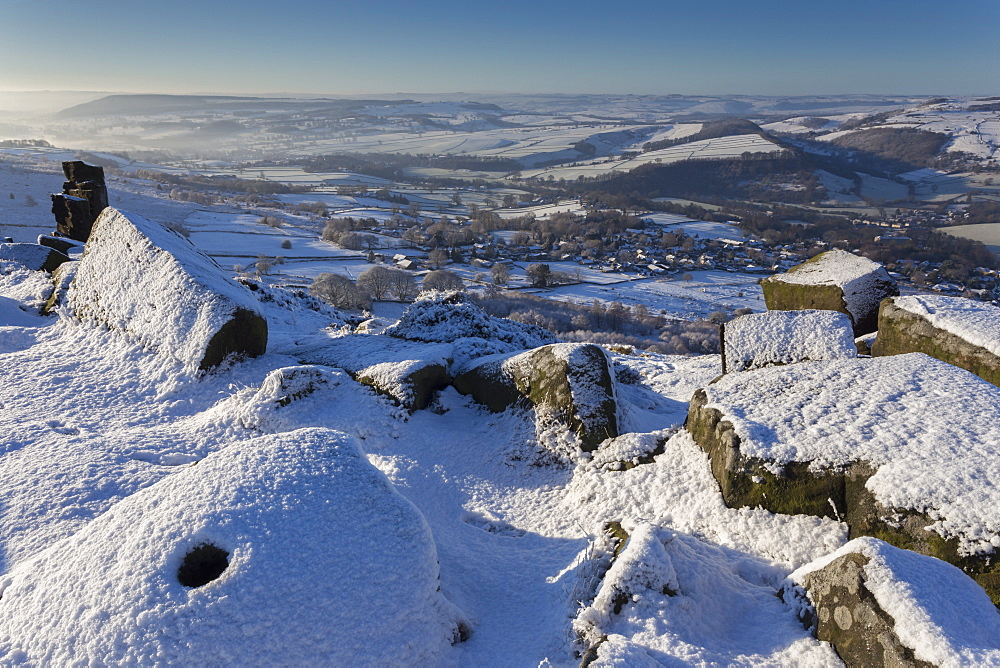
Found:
386,291 -> 557,350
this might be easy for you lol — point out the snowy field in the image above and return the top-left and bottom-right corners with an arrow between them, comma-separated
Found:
521,134 -> 784,181
942,223 -> 1000,257
535,271 -> 766,318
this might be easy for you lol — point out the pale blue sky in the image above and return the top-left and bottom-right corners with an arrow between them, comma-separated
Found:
2,0 -> 997,95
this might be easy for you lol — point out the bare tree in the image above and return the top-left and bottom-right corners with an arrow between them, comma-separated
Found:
387,268 -> 418,301
357,265 -> 394,300
255,254 -> 273,277
490,263 -> 510,286
526,263 -> 551,287
310,273 -> 371,310
428,248 -> 449,269
421,270 -> 465,293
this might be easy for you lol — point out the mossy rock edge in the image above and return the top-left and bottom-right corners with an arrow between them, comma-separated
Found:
685,388 -> 1000,604
872,298 -> 1000,387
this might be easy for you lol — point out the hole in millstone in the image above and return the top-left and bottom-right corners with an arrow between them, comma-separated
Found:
178,543 -> 230,588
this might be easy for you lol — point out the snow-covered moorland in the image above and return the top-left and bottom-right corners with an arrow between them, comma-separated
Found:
1,206 -> 999,665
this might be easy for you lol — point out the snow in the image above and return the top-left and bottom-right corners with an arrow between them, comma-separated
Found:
575,522 -> 840,666
386,292 -> 557,350
702,353 -> 1000,554
0,243 -> 61,272
723,310 -> 856,372
0,428 -> 465,665
788,537 -> 1000,666
769,249 -> 894,323
892,294 -> 1000,357
67,207 -> 266,370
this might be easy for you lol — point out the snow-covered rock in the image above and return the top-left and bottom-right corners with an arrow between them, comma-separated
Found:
873,294 -> 1000,386
575,522 -> 840,666
0,428 -> 466,665
721,309 -> 857,373
40,259 -> 77,314
761,249 -> 898,335
786,537 -> 1000,667
67,208 -> 267,370
454,342 -> 618,451
685,353 -> 1000,601
0,242 -> 69,273
295,333 -> 452,410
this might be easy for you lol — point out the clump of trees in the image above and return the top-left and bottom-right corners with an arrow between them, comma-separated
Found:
357,265 -> 418,301
421,270 -> 464,293
310,272 -> 371,310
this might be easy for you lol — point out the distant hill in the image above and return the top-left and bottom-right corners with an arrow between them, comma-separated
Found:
642,118 -> 772,152
55,94 -> 405,118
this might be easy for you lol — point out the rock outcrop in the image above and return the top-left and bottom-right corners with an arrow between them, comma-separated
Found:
685,353 -> 1000,602
50,161 -> 109,242
0,242 -> 70,273
761,250 -> 898,336
786,538 -> 1000,666
721,309 -> 856,373
67,208 -> 267,370
454,343 -> 618,451
872,295 -> 1000,387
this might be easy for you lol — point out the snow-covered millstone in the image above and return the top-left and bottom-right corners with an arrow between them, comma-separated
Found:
0,242 -> 70,274
0,428 -> 466,665
453,342 -> 619,451
761,249 -> 898,336
684,353 -> 1000,602
873,294 -> 1000,387
785,538 -> 1000,667
721,310 -> 857,373
67,207 -> 267,370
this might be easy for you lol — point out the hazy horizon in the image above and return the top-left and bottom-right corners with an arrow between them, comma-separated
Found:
3,0 -> 998,98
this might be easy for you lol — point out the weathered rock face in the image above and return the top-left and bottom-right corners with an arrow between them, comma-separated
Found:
872,295 -> 1000,387
50,161 -> 109,242
761,250 -> 898,336
787,538 -> 1000,667
41,260 -> 79,315
67,208 -> 267,370
684,355 -> 1000,603
0,242 -> 70,273
721,309 -> 856,373
795,552 -> 933,667
454,343 -> 618,451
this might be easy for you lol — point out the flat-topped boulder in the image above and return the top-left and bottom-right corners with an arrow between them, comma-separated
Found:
761,249 -> 898,336
685,353 -> 1000,601
872,295 -> 1000,387
37,234 -> 85,256
454,342 -> 618,451
721,309 -> 856,373
67,208 -> 267,370
786,538 -> 1000,667
0,428 -> 466,665
294,334 -> 453,410
0,243 -> 70,273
